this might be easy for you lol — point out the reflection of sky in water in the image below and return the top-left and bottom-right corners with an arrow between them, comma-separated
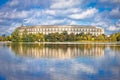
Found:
0,44 -> 120,80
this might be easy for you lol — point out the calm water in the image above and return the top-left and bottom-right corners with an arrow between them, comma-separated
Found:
0,43 -> 120,80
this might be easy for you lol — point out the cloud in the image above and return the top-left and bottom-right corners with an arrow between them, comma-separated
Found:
44,8 -> 81,16
6,0 -> 51,9
8,0 -> 19,6
44,9 -> 56,15
69,8 -> 98,20
92,18 -> 120,33
50,0 -> 83,9
0,19 -> 4,23
116,20 -> 120,26
110,8 -> 120,19
0,10 -> 27,20
107,26 -> 119,31
0,0 -> 120,35
100,0 -> 120,3
10,10 -> 30,19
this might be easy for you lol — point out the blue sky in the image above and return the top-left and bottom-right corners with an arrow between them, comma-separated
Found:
0,0 -> 120,35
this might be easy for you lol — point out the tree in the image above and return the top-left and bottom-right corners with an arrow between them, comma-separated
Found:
86,33 -> 92,41
27,34 -> 35,42
68,33 -> 76,41
46,33 -> 58,42
34,33 -> 45,42
95,34 -> 105,41
61,31 -> 68,41
110,34 -> 117,42
76,36 -> 82,41
11,29 -> 21,42
22,29 -> 28,42
6,36 -> 12,41
58,33 -> 66,42
117,35 -> 120,41
0,36 -> 3,41
116,33 -> 120,41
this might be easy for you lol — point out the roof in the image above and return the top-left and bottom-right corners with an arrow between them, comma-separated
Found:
18,25 -> 100,29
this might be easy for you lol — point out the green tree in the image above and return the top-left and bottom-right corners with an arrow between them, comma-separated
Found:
61,31 -> 68,41
22,29 -> 28,42
68,33 -> 76,41
116,33 -> 120,41
110,34 -> 117,42
34,33 -> 45,42
86,33 -> 92,41
117,35 -> 120,41
11,29 -> 21,42
58,33 -> 66,42
6,36 -> 12,41
46,33 -> 57,42
0,36 -> 3,41
96,34 -> 105,41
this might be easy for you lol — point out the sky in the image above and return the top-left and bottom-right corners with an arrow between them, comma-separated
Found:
0,0 -> 120,35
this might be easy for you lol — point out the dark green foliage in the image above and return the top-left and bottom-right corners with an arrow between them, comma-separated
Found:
95,34 -> 105,41
67,33 -> 76,41
110,34 -> 117,42
116,33 -> 120,41
11,29 -> 21,42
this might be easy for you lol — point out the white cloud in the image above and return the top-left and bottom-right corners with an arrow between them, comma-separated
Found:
110,8 -> 120,18
100,0 -> 120,3
44,8 -> 81,17
69,8 -> 98,19
6,0 -> 50,9
11,10 -> 29,19
50,0 -> 82,9
116,20 -> 120,26
0,19 -> 4,22
70,21 -> 77,25
6,23 -> 21,34
41,19 -> 71,25
0,10 -> 31,19
8,0 -> 19,6
0,0 -> 120,35
44,9 -> 56,15
107,25 -> 120,31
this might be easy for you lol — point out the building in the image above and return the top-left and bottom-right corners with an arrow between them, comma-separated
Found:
18,25 -> 104,36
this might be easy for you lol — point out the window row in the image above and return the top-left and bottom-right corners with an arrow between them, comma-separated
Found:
27,32 -> 102,35
26,28 -> 102,32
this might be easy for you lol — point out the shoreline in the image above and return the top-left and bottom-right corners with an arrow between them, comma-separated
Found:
0,41 -> 120,44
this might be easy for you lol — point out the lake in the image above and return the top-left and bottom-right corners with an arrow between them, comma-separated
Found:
0,42 -> 120,80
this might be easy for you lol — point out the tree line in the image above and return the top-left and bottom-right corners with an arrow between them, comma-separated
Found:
0,29 -> 120,42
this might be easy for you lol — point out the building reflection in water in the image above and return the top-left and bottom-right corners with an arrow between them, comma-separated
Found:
8,43 -> 105,59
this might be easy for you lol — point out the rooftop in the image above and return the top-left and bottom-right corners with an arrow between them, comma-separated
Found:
18,25 -> 103,29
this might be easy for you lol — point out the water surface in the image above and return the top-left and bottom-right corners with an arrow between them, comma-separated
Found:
0,43 -> 120,80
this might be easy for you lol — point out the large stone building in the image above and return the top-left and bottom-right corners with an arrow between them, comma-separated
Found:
18,25 -> 104,36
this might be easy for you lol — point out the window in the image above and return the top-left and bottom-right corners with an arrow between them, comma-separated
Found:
69,28 -> 71,31
59,28 -> 61,31
35,28 -> 36,31
43,28 -> 45,31
55,28 -> 56,31
66,28 -> 67,30
52,28 -> 54,31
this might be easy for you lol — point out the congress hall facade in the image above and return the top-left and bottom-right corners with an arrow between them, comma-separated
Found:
18,25 -> 104,36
